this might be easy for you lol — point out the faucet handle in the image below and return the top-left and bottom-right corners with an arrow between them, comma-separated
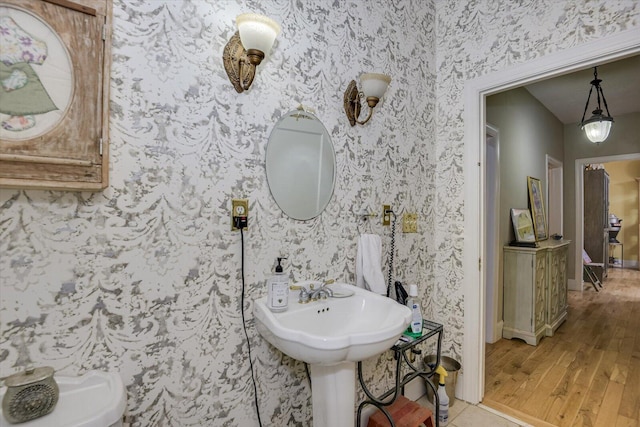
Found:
298,287 -> 310,304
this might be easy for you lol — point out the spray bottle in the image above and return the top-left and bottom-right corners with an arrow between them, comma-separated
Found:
434,365 -> 449,426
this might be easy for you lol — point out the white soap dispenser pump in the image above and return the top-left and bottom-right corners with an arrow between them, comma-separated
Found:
267,257 -> 288,312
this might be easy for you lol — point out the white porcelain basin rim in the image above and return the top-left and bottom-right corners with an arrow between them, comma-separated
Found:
254,283 -> 411,361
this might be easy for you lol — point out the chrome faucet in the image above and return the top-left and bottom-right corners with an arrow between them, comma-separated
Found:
309,279 -> 334,300
290,279 -> 334,303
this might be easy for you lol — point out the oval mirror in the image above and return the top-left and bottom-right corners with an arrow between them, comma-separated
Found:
266,110 -> 336,220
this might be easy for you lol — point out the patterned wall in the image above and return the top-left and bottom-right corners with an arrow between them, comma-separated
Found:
431,0 -> 639,362
0,1 -> 436,425
1,0 -> 638,425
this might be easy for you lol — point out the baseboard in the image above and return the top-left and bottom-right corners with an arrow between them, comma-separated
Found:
621,260 -> 638,269
486,320 -> 504,344
568,278 -> 582,291
496,320 -> 503,340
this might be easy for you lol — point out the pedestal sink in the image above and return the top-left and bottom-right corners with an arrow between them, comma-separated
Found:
254,282 -> 411,427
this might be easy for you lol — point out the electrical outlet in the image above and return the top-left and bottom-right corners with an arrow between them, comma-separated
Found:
402,213 -> 418,233
231,198 -> 249,230
382,204 -> 391,226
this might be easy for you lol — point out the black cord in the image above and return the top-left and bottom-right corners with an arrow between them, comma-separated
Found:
239,227 -> 263,427
304,362 -> 312,391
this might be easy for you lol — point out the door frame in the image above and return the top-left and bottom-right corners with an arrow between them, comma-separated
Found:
546,155 -> 563,238
484,124 -> 501,345
461,28 -> 640,404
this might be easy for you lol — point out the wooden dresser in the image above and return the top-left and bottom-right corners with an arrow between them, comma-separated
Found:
503,240 -> 570,346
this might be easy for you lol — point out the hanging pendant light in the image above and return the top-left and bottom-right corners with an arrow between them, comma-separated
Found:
580,67 -> 614,144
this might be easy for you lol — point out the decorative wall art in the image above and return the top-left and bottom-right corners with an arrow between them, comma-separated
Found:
527,176 -> 548,241
510,208 -> 536,243
0,0 -> 111,190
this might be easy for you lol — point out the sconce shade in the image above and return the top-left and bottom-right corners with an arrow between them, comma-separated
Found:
360,73 -> 391,100
582,115 -> 613,143
236,13 -> 281,59
223,13 -> 281,93
343,72 -> 392,126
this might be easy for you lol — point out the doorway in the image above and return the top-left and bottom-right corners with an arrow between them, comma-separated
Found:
575,153 -> 640,288
461,29 -> 640,404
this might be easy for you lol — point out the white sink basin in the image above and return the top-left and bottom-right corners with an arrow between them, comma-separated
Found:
254,282 -> 411,427
254,282 -> 411,365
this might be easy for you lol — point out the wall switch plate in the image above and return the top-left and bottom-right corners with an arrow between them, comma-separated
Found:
382,204 -> 391,226
231,198 -> 249,230
402,213 -> 418,233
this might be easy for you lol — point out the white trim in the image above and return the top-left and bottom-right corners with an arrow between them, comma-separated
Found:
462,27 -> 640,404
477,404 -> 531,426
574,152 -> 640,288
485,124 -> 500,345
568,278 -> 580,292
546,154 -> 563,237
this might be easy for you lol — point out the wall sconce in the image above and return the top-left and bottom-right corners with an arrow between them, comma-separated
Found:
580,67 -> 614,144
343,73 -> 391,126
223,13 -> 281,93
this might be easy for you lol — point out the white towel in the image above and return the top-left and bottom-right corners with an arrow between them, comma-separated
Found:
356,234 -> 387,295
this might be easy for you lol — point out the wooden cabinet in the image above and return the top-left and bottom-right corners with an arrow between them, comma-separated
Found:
584,169 -> 609,282
545,243 -> 568,336
0,0 -> 112,191
503,240 -> 570,346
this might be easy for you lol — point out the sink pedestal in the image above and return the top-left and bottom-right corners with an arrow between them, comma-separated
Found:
309,362 -> 356,427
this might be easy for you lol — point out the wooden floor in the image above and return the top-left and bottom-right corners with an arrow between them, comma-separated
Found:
483,267 -> 640,427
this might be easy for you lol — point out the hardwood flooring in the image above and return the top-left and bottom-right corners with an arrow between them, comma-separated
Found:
483,267 -> 640,427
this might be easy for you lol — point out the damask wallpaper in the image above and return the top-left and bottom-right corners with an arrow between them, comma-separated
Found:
0,0 -> 638,426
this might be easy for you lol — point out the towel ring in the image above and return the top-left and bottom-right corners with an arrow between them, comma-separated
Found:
358,212 -> 377,234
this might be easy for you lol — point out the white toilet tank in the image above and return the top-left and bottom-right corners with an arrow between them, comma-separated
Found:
1,370 -> 126,427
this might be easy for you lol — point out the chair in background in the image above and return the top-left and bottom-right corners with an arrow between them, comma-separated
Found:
583,249 -> 603,292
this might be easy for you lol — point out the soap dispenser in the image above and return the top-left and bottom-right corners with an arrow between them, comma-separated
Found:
267,257 -> 289,312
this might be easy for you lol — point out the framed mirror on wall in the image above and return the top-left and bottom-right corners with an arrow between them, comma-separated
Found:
266,109 -> 335,221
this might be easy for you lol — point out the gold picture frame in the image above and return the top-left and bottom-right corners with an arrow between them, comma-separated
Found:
527,176 -> 547,241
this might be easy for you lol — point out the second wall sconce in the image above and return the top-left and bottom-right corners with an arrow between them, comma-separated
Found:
223,13 -> 281,93
343,73 -> 391,126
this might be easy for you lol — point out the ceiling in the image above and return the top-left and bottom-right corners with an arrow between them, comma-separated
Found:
524,55 -> 640,125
